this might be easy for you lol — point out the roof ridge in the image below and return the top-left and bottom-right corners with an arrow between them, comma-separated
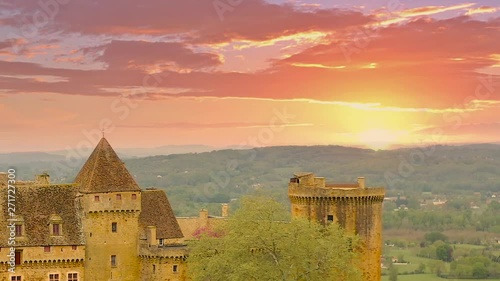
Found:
87,139 -> 102,190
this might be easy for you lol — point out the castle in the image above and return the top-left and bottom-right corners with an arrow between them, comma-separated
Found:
1,138 -> 384,281
0,138 -> 187,281
289,173 -> 385,281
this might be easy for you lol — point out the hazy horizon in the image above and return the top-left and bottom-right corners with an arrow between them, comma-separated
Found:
1,140 -> 499,155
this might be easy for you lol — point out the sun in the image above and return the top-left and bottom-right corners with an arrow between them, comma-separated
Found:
357,129 -> 403,150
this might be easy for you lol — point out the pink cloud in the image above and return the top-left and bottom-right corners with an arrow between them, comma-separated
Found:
94,40 -> 222,70
0,5 -> 498,111
3,0 -> 371,44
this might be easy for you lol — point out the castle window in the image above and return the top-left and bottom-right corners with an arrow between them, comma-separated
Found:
327,215 -> 334,222
94,196 -> 100,202
49,273 -> 59,281
15,250 -> 22,265
172,264 -> 178,273
52,224 -> 61,236
49,214 -> 62,236
10,276 -> 21,281
67,273 -> 78,281
15,224 -> 23,237
131,194 -> 137,200
159,239 -> 164,246
153,264 -> 156,273
13,216 -> 24,237
116,194 -> 121,200
72,245 -> 77,250
111,255 -> 117,267
111,222 -> 117,233
44,246 -> 51,252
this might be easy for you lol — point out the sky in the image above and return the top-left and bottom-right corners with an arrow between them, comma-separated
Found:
0,0 -> 499,152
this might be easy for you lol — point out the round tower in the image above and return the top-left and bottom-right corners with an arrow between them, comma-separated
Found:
288,173 -> 385,281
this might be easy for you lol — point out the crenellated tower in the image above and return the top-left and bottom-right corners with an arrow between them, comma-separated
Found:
75,137 -> 142,281
288,172 -> 385,281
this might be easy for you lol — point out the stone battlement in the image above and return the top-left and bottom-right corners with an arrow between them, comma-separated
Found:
289,172 -> 384,200
289,185 -> 385,201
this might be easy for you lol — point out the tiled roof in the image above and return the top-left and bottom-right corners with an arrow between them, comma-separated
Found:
139,189 -> 184,239
0,184 -> 85,247
75,137 -> 140,193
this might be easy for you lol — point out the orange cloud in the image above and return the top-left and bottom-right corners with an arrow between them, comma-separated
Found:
398,3 -> 475,17
465,6 -> 498,15
291,63 -> 345,69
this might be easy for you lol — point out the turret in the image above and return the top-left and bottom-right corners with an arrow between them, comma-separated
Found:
288,173 -> 385,281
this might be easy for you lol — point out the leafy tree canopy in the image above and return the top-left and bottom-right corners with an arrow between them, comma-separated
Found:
187,196 -> 361,281
424,232 -> 448,244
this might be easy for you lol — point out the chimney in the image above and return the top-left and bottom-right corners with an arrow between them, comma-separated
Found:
147,226 -> 157,246
314,177 -> 326,187
357,177 -> 366,189
200,209 -> 209,227
221,203 -> 229,218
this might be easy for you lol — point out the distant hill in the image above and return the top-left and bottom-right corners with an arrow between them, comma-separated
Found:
0,152 -> 66,164
2,144 -> 251,160
1,143 -> 499,216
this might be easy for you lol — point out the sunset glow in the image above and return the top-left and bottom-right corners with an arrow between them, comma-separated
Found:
358,129 -> 407,150
0,0 -> 499,152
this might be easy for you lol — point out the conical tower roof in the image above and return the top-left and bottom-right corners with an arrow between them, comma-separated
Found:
75,137 -> 140,193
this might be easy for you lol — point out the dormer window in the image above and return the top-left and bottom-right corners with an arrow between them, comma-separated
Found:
49,214 -> 63,236
15,225 -> 23,236
13,216 -> 24,237
53,224 -> 61,236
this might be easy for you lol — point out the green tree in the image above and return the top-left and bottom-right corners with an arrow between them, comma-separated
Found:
436,244 -> 453,262
472,262 -> 489,278
187,196 -> 361,281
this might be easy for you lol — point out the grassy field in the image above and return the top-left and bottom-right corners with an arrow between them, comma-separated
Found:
382,244 -> 500,281
382,274 -> 500,281
383,247 -> 435,273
